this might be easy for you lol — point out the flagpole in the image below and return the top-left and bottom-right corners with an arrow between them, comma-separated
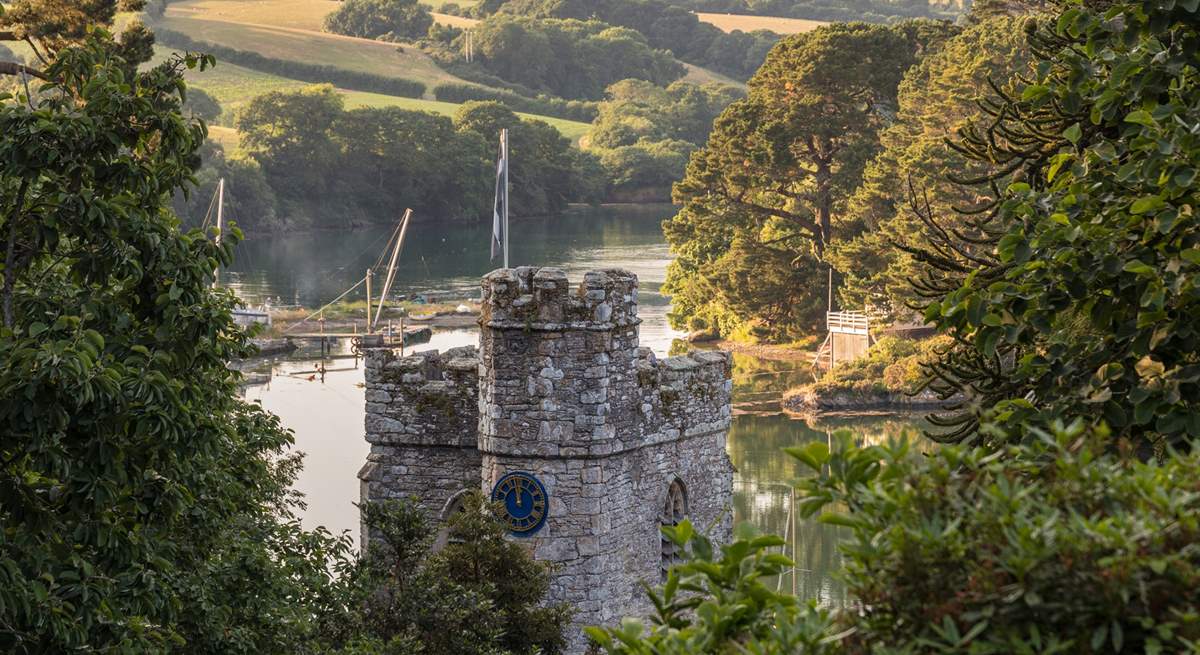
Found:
502,128 -> 509,269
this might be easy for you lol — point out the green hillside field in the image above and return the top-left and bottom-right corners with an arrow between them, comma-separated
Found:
157,48 -> 590,142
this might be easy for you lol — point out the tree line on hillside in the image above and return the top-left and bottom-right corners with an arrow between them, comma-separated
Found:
681,0 -> 962,21
324,0 -> 433,41
175,86 -> 599,232
177,76 -> 741,232
587,79 -> 743,200
474,0 -> 780,80
455,16 -> 685,100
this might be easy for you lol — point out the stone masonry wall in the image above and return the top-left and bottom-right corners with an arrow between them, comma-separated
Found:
476,267 -> 733,653
359,346 -> 482,526
361,267 -> 733,654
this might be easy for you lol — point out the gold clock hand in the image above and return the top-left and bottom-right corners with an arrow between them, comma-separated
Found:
515,480 -> 522,508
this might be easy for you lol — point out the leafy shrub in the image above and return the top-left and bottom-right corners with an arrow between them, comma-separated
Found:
808,335 -> 949,396
592,422 -> 1200,653
433,82 -> 599,122
152,28 -> 426,98
323,0 -> 434,41
325,493 -> 572,654
915,0 -> 1200,450
597,138 -> 695,192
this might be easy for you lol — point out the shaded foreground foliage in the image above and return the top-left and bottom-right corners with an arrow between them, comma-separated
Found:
590,423 -> 1200,653
0,25 -> 352,652
327,494 -> 572,655
915,0 -> 1200,452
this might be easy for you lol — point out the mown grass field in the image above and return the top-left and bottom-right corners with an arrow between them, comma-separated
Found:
158,8 -> 466,91
165,0 -> 334,31
680,63 -> 747,90
694,12 -> 828,35
154,47 -> 590,142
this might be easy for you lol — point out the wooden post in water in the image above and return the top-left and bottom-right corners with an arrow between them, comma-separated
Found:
791,485 -> 798,597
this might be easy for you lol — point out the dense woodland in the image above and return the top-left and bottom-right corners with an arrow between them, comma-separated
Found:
4,0 -> 1200,652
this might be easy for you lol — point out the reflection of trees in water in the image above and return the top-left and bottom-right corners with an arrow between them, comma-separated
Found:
729,412 -> 929,606
222,206 -> 672,305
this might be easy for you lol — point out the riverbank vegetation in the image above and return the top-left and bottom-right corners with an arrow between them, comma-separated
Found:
175,89 -> 598,231
782,335 -> 952,414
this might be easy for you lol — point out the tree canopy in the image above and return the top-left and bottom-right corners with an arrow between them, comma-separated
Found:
469,15 -> 685,100
490,0 -> 780,80
663,20 -> 954,340
323,0 -> 434,41
829,14 -> 1032,319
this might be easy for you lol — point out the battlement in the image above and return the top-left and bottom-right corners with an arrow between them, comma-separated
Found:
479,267 -> 639,330
364,346 -> 480,449
635,349 -> 733,444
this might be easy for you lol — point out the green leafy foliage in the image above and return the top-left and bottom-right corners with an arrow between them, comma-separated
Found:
453,100 -> 586,215
0,29 -> 350,653
797,425 -> 1200,653
325,493 -> 573,655
433,82 -> 599,122
466,15 -> 685,100
806,335 -> 951,396
235,89 -> 594,224
916,1 -> 1200,450
173,140 -> 282,235
323,0 -> 434,41
183,85 -> 222,121
588,79 -> 743,149
593,422 -> 1200,653
585,520 -> 841,654
680,0 -> 961,22
664,21 -> 953,341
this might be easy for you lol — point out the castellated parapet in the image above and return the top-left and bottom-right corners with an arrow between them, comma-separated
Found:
360,267 -> 734,653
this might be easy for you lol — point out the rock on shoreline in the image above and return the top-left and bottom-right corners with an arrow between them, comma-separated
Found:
782,385 -> 958,416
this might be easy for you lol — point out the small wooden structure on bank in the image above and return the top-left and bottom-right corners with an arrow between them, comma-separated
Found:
813,311 -> 874,369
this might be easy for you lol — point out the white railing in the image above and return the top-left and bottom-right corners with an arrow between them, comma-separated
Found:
826,311 -> 868,335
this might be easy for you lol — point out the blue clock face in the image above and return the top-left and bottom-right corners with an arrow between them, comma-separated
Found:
491,472 -> 548,536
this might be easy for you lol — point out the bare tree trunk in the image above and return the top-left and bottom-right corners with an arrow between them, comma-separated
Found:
0,61 -> 47,80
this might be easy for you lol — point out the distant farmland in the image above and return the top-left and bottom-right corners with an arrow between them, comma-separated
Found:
695,12 -> 827,34
165,0 -> 336,31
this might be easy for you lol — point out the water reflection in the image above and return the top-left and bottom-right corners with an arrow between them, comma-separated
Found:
728,413 -> 928,606
224,204 -> 679,306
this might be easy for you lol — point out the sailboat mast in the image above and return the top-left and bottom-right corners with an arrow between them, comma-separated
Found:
372,208 -> 413,332
214,177 -> 225,288
502,129 -> 509,269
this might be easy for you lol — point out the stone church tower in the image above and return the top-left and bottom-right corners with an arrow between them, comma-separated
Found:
359,267 -> 734,652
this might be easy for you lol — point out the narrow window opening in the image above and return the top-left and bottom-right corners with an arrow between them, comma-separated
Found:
660,479 -> 687,581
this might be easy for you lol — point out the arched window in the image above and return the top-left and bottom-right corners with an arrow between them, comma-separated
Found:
661,478 -> 687,581
433,489 -> 473,551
